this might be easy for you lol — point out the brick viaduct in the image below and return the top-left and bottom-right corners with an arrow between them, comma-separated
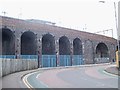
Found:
0,16 -> 117,69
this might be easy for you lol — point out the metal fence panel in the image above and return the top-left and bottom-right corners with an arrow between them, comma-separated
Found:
59,55 -> 71,66
72,55 -> 84,65
42,55 -> 56,67
0,55 -> 15,59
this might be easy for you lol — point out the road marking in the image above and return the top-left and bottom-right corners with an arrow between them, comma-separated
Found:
23,71 -> 49,88
36,73 -> 49,88
36,73 -> 41,79
23,72 -> 37,89
23,75 -> 32,89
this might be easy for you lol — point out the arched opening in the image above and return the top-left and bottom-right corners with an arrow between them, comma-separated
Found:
95,43 -> 109,63
42,34 -> 55,55
73,38 -> 82,55
42,34 -> 56,67
59,36 -> 71,66
73,38 -> 83,65
2,28 -> 15,58
21,31 -> 37,55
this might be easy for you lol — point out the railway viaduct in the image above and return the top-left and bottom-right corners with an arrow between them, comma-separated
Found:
0,16 -> 117,76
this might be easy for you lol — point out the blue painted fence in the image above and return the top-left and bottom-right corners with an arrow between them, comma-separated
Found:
0,55 -> 38,60
0,55 -> 16,59
59,55 -> 71,66
20,55 -> 38,60
72,55 -> 84,65
42,55 -> 56,67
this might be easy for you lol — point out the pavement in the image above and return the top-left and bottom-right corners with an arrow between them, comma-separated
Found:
105,64 -> 120,76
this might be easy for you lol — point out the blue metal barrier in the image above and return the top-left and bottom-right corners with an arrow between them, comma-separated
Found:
73,55 -> 84,65
0,55 -> 15,59
20,55 -> 38,60
42,55 -> 56,67
0,55 -> 38,60
59,55 -> 71,66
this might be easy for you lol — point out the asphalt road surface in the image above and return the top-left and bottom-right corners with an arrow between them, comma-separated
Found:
23,64 -> 119,88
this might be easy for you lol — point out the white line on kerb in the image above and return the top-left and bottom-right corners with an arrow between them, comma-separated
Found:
103,70 -> 118,77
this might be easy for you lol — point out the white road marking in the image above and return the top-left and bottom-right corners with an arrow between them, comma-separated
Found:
36,73 -> 41,79
36,73 -> 49,87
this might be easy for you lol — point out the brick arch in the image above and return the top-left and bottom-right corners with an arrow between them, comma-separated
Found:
2,28 -> 15,55
95,42 -> 109,58
21,31 -> 37,55
72,38 -> 84,65
73,38 -> 82,55
42,33 -> 55,55
59,36 -> 71,66
41,33 -> 56,67
59,36 -> 70,55
94,42 -> 109,63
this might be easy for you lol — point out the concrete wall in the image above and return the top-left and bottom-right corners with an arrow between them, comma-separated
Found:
2,59 -> 38,77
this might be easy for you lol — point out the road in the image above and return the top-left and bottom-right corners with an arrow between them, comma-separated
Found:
23,64 -> 119,88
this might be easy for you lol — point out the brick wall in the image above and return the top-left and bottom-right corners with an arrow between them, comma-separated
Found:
1,16 -> 117,64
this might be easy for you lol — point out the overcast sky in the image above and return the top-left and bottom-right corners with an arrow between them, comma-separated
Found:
0,0 -> 118,39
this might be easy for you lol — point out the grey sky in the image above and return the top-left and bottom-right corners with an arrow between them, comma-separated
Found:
0,0 -> 118,39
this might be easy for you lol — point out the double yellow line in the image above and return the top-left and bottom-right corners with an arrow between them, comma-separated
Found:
22,72 -> 37,90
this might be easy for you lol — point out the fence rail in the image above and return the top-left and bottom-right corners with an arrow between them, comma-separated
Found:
20,55 -> 38,60
0,55 -> 15,59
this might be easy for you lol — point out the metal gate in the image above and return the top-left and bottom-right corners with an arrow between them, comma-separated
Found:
72,55 -> 84,65
59,55 -> 71,66
42,55 -> 56,67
